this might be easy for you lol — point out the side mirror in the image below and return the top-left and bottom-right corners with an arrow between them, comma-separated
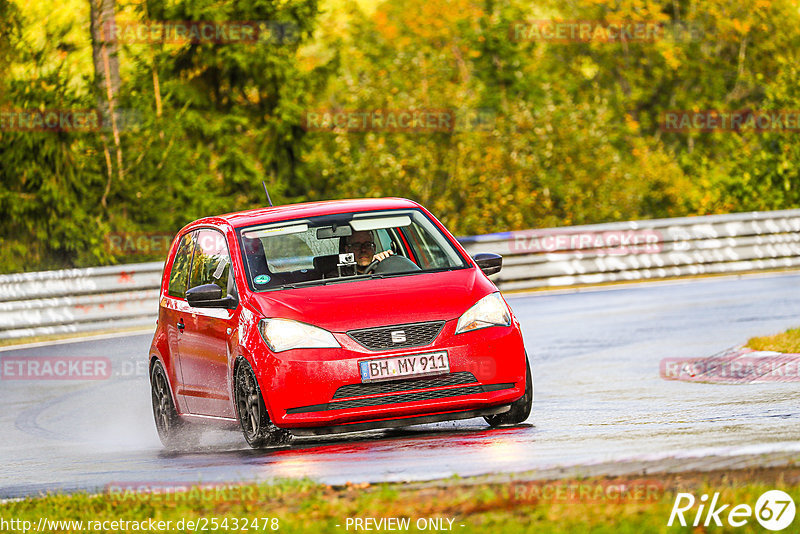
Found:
186,284 -> 239,309
473,253 -> 502,276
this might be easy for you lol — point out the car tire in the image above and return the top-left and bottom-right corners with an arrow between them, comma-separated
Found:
484,354 -> 533,427
150,359 -> 186,449
234,358 -> 292,449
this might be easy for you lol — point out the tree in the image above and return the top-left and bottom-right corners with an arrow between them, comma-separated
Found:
88,0 -> 123,209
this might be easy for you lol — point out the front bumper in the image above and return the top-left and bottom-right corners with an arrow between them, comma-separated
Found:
289,405 -> 511,436
249,319 -> 527,429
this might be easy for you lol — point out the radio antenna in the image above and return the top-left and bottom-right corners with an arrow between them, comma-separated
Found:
262,181 -> 274,207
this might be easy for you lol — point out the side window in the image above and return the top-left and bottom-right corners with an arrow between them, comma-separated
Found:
168,232 -> 196,298
189,229 -> 232,294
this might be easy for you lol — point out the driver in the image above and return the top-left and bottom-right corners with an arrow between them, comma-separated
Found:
343,230 -> 394,274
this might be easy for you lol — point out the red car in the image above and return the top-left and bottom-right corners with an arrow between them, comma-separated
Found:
148,198 -> 532,448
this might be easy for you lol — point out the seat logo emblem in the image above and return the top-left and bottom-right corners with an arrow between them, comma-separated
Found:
391,331 -> 406,343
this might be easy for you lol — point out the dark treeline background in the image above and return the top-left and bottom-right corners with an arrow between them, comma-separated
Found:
1,0 -> 799,273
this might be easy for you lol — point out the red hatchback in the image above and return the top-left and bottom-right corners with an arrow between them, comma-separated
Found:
149,198 -> 532,448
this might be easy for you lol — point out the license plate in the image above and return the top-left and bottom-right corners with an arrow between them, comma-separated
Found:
359,351 -> 449,382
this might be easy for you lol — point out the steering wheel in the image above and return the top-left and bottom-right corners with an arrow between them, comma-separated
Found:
363,258 -> 381,274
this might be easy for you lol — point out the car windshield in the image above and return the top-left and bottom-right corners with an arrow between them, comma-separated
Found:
236,209 -> 468,291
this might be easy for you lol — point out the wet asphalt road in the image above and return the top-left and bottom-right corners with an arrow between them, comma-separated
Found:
1,273 -> 799,498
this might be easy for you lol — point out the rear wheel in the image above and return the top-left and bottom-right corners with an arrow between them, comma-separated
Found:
150,359 -> 185,448
234,358 -> 292,449
485,355 -> 533,427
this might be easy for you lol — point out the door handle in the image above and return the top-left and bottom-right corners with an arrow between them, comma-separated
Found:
177,319 -> 185,331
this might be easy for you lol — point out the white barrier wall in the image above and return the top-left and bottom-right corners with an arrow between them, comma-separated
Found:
0,263 -> 163,339
459,209 -> 800,290
1,209 -> 799,339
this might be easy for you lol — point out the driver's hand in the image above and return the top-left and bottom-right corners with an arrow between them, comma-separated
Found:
372,250 -> 394,262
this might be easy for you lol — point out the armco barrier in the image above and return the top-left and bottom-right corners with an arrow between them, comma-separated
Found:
0,263 -> 163,340
0,210 -> 798,340
459,209 -> 800,291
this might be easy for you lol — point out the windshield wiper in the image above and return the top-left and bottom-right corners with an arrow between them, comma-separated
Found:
274,279 -> 331,289
372,267 -> 460,278
273,276 -> 362,289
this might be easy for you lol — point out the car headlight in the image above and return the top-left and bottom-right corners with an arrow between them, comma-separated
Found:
258,318 -> 341,352
455,292 -> 511,335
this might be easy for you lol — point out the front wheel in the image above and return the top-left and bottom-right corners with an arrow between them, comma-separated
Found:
234,358 -> 292,449
485,355 -> 533,427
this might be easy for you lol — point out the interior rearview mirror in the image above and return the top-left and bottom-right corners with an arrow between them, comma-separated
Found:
316,225 -> 353,239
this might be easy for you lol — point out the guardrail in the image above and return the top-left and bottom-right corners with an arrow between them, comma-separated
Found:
0,263 -> 163,340
460,209 -> 800,291
1,209 -> 799,340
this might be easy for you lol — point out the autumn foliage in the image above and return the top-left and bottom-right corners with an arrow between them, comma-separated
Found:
0,0 -> 799,272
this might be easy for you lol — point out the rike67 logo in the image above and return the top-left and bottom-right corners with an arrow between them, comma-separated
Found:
668,490 -> 796,530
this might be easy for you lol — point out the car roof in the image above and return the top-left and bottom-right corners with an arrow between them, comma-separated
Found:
193,197 -> 424,230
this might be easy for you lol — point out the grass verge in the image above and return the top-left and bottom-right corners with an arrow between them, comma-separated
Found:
747,327 -> 800,353
4,466 -> 800,533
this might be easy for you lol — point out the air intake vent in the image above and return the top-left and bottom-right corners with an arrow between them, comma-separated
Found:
347,321 -> 445,351
333,372 -> 477,399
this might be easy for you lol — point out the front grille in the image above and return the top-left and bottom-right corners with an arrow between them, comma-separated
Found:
333,371 -> 477,399
286,381 -> 516,414
347,320 -> 445,351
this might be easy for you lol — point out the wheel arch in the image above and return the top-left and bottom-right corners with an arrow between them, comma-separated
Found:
149,353 -> 186,416
232,353 -> 279,426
